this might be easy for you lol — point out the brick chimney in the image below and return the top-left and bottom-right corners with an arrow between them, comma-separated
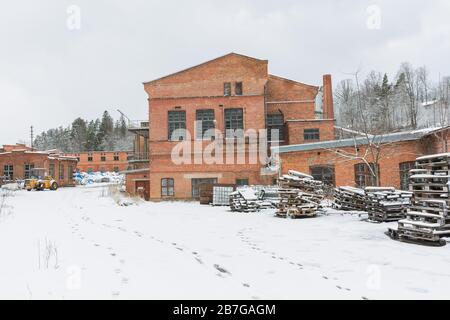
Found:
323,74 -> 334,120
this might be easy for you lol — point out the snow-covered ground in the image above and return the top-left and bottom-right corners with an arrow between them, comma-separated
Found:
0,186 -> 449,300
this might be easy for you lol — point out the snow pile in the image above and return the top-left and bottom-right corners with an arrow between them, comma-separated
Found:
74,172 -> 124,186
1,183 -> 20,191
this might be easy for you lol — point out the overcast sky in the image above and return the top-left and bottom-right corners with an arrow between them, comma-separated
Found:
1,0 -> 449,144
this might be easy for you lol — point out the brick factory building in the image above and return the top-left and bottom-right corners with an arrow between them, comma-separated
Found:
275,127 -> 450,190
64,151 -> 132,173
126,52 -> 336,200
0,146 -> 78,187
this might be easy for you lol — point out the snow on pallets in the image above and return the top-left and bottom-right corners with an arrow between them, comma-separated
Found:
276,171 -> 324,219
229,188 -> 261,213
365,188 -> 413,222
392,153 -> 450,244
333,186 -> 412,222
333,187 -> 366,211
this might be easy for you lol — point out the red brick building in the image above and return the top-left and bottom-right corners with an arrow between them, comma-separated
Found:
0,148 -> 78,187
275,127 -> 450,190
65,151 -> 132,173
126,53 -> 336,200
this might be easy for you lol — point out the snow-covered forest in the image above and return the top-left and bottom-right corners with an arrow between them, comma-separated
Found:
33,111 -> 134,152
335,62 -> 450,134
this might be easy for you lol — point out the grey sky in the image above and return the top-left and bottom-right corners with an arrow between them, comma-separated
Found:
1,0 -> 449,144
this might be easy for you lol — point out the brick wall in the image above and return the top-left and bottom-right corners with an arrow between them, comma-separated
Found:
66,151 -> 131,172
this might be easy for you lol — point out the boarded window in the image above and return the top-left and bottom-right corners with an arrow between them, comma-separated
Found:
267,114 -> 285,142
224,82 -> 231,96
235,82 -> 243,96
310,166 -> 335,186
24,164 -> 35,179
400,161 -> 415,191
161,178 -> 175,197
191,178 -> 218,199
354,163 -> 379,188
196,109 -> 215,139
168,111 -> 186,141
224,108 -> 244,136
304,128 -> 320,141
3,165 -> 13,180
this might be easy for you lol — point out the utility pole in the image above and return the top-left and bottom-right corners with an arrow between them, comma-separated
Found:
30,126 -> 34,150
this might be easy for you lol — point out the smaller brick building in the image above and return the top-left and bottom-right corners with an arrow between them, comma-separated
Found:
65,151 -> 132,173
275,127 -> 450,190
0,148 -> 78,187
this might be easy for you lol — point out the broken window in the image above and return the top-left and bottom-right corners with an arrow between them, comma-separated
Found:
196,109 -> 215,139
161,178 -> 175,197
304,128 -> 320,141
310,166 -> 335,186
224,82 -> 231,96
267,114 -> 285,142
168,110 -> 186,141
355,163 -> 379,188
400,161 -> 415,191
235,82 -> 243,96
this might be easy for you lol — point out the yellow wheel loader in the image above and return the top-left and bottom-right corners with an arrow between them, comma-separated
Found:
25,168 -> 58,191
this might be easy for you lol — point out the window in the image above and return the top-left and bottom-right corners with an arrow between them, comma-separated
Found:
236,178 -> 249,186
267,114 -> 285,142
88,154 -> 93,162
196,109 -> 215,139
24,164 -> 34,179
311,166 -> 335,186
224,82 -> 231,96
101,156 -> 106,162
355,163 -> 379,188
49,164 -> 55,177
304,128 -> 320,141
168,111 -> 186,141
68,165 -> 73,181
235,82 -> 243,96
161,178 -> 175,197
114,154 -> 120,161
114,167 -> 119,172
59,164 -> 65,180
224,108 -> 244,136
191,178 -> 217,199
400,162 -> 415,191
3,165 -> 13,180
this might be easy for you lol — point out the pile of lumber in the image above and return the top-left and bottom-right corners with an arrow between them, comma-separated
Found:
276,171 -> 324,218
365,187 -> 413,222
229,189 -> 260,212
391,153 -> 450,243
333,187 -> 367,211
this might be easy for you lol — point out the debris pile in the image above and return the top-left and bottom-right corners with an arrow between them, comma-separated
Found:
390,153 -> 450,244
276,171 -> 324,218
74,172 -> 124,186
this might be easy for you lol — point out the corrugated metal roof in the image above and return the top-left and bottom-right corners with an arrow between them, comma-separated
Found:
273,127 -> 446,154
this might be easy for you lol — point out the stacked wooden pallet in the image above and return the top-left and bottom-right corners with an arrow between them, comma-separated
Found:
229,189 -> 260,213
365,187 -> 413,222
276,189 -> 320,218
333,187 -> 367,211
391,153 -> 450,243
276,171 -> 324,218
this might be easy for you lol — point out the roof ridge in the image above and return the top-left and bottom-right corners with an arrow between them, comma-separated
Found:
143,53 -> 268,85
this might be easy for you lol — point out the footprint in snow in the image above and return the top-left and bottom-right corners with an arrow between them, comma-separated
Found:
214,264 -> 231,276
121,278 -> 129,285
114,269 -> 122,274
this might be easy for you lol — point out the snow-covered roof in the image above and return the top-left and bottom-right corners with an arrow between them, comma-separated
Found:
273,126 -> 450,154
